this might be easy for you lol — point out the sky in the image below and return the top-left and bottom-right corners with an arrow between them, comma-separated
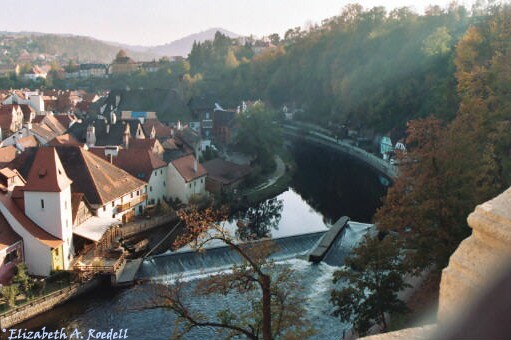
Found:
0,0 -> 476,46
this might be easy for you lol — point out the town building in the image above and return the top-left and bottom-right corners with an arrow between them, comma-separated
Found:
167,154 -> 207,204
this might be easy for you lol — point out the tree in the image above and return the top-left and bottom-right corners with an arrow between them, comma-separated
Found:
331,235 -> 410,336
236,103 -> 282,171
150,207 -> 313,339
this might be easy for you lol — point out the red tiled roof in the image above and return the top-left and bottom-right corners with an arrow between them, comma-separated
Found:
142,119 -> 172,138
32,115 -> 66,135
30,123 -> 58,141
128,138 -> 159,151
0,192 -> 63,248
0,212 -> 22,251
171,154 -> 207,183
112,149 -> 166,182
22,147 -> 73,192
0,146 -> 18,166
203,158 -> 252,185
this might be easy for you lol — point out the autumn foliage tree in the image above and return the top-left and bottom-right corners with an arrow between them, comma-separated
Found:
150,207 -> 313,339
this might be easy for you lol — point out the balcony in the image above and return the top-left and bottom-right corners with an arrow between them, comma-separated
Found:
117,194 -> 148,213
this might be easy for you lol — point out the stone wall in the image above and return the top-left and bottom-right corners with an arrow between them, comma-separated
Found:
0,277 -> 101,329
438,186 -> 511,321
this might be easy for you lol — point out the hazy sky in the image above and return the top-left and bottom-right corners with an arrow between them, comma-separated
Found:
0,0 -> 475,46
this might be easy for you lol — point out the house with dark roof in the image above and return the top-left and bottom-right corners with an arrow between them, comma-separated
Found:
97,88 -> 191,121
68,117 -> 146,147
167,154 -> 207,204
8,146 -> 148,223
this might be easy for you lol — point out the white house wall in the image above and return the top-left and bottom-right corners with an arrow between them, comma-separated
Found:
24,188 -> 74,269
0,203 -> 53,276
147,167 -> 167,205
166,164 -> 206,204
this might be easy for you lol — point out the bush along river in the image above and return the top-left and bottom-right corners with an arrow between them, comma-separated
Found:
10,143 -> 388,340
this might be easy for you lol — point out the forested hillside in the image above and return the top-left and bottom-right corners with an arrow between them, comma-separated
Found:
188,4 -> 472,132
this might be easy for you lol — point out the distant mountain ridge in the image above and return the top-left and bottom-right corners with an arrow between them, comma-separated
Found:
147,27 -> 241,57
0,27 -> 241,63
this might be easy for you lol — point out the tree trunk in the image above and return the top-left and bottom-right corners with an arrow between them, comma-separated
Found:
381,311 -> 387,332
261,274 -> 272,339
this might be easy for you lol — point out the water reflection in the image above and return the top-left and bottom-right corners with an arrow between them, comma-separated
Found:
291,143 -> 387,223
235,197 -> 283,240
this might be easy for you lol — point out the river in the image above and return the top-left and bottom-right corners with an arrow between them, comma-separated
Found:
12,143 -> 388,340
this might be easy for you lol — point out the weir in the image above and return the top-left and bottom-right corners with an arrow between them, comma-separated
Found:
138,221 -> 374,280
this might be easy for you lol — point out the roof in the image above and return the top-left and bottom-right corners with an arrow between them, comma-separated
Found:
0,192 -> 63,248
99,89 -> 191,121
30,123 -> 58,141
31,115 -> 66,135
67,118 -> 144,146
0,212 -> 22,251
128,138 -> 159,151
0,146 -> 18,166
171,154 -> 207,182
53,114 -> 77,129
8,146 -> 146,206
112,149 -> 166,182
142,119 -> 173,139
203,158 -> 252,185
73,216 -> 119,242
48,133 -> 81,147
17,135 -> 38,148
22,147 -> 73,192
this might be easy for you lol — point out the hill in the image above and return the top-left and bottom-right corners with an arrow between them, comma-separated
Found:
0,32 -> 159,63
147,27 -> 241,57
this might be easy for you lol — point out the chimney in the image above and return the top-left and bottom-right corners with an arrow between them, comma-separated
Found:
108,154 -> 113,164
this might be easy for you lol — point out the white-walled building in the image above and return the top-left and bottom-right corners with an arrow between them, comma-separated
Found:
167,154 -> 207,204
91,148 -> 167,206
21,148 -> 74,270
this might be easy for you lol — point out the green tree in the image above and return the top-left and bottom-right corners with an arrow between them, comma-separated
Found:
236,104 -> 282,171
331,235 -> 410,336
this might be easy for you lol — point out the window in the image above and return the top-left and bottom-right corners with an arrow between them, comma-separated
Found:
112,214 -> 115,218
41,199 -> 44,209
154,171 -> 157,177
131,193 -> 133,198
4,249 -> 19,264
103,206 -> 106,211
189,183 -> 191,188
201,179 -> 204,183
163,181 -> 166,186
160,169 -> 163,175
150,186 -> 152,192
112,202 -> 114,207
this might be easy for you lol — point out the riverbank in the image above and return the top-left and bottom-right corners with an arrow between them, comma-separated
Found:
0,276 -> 103,329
